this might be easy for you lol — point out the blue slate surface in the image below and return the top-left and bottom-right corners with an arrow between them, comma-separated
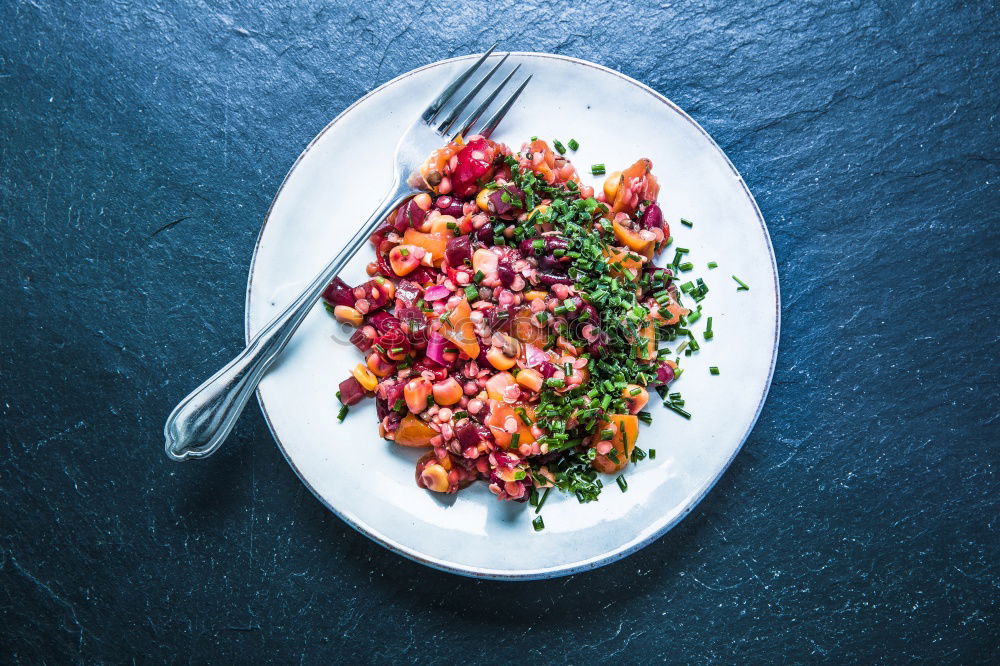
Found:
1,0 -> 997,662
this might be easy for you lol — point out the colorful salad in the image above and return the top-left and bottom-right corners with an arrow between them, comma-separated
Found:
324,135 -> 715,527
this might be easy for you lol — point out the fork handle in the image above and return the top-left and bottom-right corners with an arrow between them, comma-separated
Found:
164,182 -> 411,461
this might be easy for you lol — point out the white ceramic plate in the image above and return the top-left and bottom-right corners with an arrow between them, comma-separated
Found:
246,53 -> 779,580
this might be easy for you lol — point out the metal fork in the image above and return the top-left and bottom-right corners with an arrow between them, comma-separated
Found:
164,47 -> 530,461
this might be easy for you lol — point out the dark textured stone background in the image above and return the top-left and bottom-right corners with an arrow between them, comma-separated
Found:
1,0 -> 997,662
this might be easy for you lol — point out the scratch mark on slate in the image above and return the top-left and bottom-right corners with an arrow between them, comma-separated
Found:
151,215 -> 191,237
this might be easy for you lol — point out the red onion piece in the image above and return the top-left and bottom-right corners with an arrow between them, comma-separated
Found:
423,284 -> 451,301
655,362 -> 675,385
524,344 -> 548,368
425,332 -> 453,367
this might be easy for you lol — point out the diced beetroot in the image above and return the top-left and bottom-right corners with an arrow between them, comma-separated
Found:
484,304 -> 515,334
368,311 -> 400,333
377,328 -> 410,360
412,357 -> 449,381
360,278 -> 393,309
321,277 -> 356,308
456,421 -> 492,448
395,280 -> 422,308
392,199 -> 427,232
376,380 -> 405,420
350,327 -> 375,352
445,235 -> 473,269
339,376 -> 367,406
451,138 -> 496,198
487,185 -> 524,219
396,306 -> 428,345
407,266 -> 437,286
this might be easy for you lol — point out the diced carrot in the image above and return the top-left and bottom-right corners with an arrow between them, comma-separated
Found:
638,324 -> 656,362
485,372 -> 517,402
603,247 -> 643,282
402,228 -> 451,262
591,414 -> 638,474
509,306 -> 549,347
609,159 -> 659,217
485,403 -> 536,449
612,219 -> 654,259
439,297 -> 480,358
394,414 -> 437,447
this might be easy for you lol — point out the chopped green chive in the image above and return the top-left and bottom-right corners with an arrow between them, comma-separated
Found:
678,262 -> 694,272
665,402 -> 691,419
637,411 -> 652,425
532,515 -> 545,531
535,487 -> 551,513
707,261 -> 718,269
710,366 -> 720,375
680,218 -> 693,228
464,285 -> 479,301
337,405 -> 349,422
473,270 -> 485,283
649,448 -> 656,459
510,433 -> 520,448
704,316 -> 714,340
591,164 -> 606,175
616,475 -> 628,492
567,138 -> 579,151
732,275 -> 750,291
553,140 -> 567,154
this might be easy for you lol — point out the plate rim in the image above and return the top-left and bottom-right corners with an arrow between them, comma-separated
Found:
245,51 -> 781,580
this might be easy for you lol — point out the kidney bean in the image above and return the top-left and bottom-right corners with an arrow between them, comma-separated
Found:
434,195 -> 465,218
639,202 -> 663,230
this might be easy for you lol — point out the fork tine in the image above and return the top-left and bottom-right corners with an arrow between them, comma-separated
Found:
452,65 -> 521,139
476,75 -> 532,139
421,44 -> 498,124
437,53 -> 510,136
